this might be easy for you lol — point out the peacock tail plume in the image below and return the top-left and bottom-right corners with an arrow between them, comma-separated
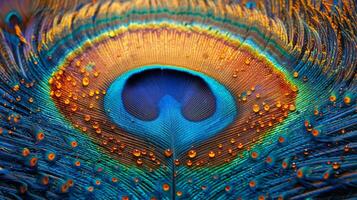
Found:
0,0 -> 356,199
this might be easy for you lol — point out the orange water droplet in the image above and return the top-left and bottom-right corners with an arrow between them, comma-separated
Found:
230,138 -> 235,144
332,162 -> 340,170
29,157 -> 38,167
264,104 -> 270,111
266,156 -> 272,163
75,61 -> 81,67
278,136 -> 285,143
55,90 -> 62,97
208,151 -> 216,158
84,115 -> 91,122
82,77 -> 90,87
136,158 -> 143,165
176,191 -> 183,197
258,195 -> 265,200
249,180 -> 256,188
89,90 -> 95,97
292,85 -> 298,92
225,185 -> 231,192
344,145 -> 350,152
252,104 -> 260,113
344,96 -> 351,105
188,150 -> 197,158
22,148 -> 30,157
251,151 -> 259,159
297,169 -> 304,178
237,143 -> 244,149
132,149 -> 141,157
314,109 -> 319,115
293,71 -> 299,78
47,152 -> 56,161
289,104 -> 296,111
37,132 -> 45,141
312,129 -> 319,137
48,78 -> 54,85
95,129 -> 101,134
92,122 -> 100,129
162,183 -> 170,191
13,85 -> 20,91
329,95 -> 336,102
186,160 -> 193,166
71,104 -> 78,112
164,149 -> 172,157
55,81 -> 62,89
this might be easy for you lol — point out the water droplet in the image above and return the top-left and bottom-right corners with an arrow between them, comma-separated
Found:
264,104 -> 270,111
252,104 -> 260,113
208,151 -> 215,158
289,104 -> 296,111
293,71 -> 299,78
162,183 -> 170,191
82,77 -> 90,87
188,150 -> 197,158
84,115 -> 91,122
132,149 -> 141,157
332,162 -> 340,170
164,149 -> 173,157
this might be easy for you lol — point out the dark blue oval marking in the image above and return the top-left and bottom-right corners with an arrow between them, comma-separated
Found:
122,68 -> 216,122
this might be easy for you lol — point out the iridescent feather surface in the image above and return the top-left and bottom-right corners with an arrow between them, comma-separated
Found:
0,0 -> 356,199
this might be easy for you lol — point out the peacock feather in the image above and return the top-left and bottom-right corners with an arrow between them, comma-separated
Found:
0,0 -> 356,199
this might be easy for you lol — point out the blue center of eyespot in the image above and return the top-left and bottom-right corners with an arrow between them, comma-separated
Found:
122,68 -> 216,122
104,65 -> 237,152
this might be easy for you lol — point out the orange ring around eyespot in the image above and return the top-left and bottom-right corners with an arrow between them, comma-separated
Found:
50,24 -> 297,168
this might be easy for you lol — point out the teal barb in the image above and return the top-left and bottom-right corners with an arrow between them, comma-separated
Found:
0,0 -> 356,200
